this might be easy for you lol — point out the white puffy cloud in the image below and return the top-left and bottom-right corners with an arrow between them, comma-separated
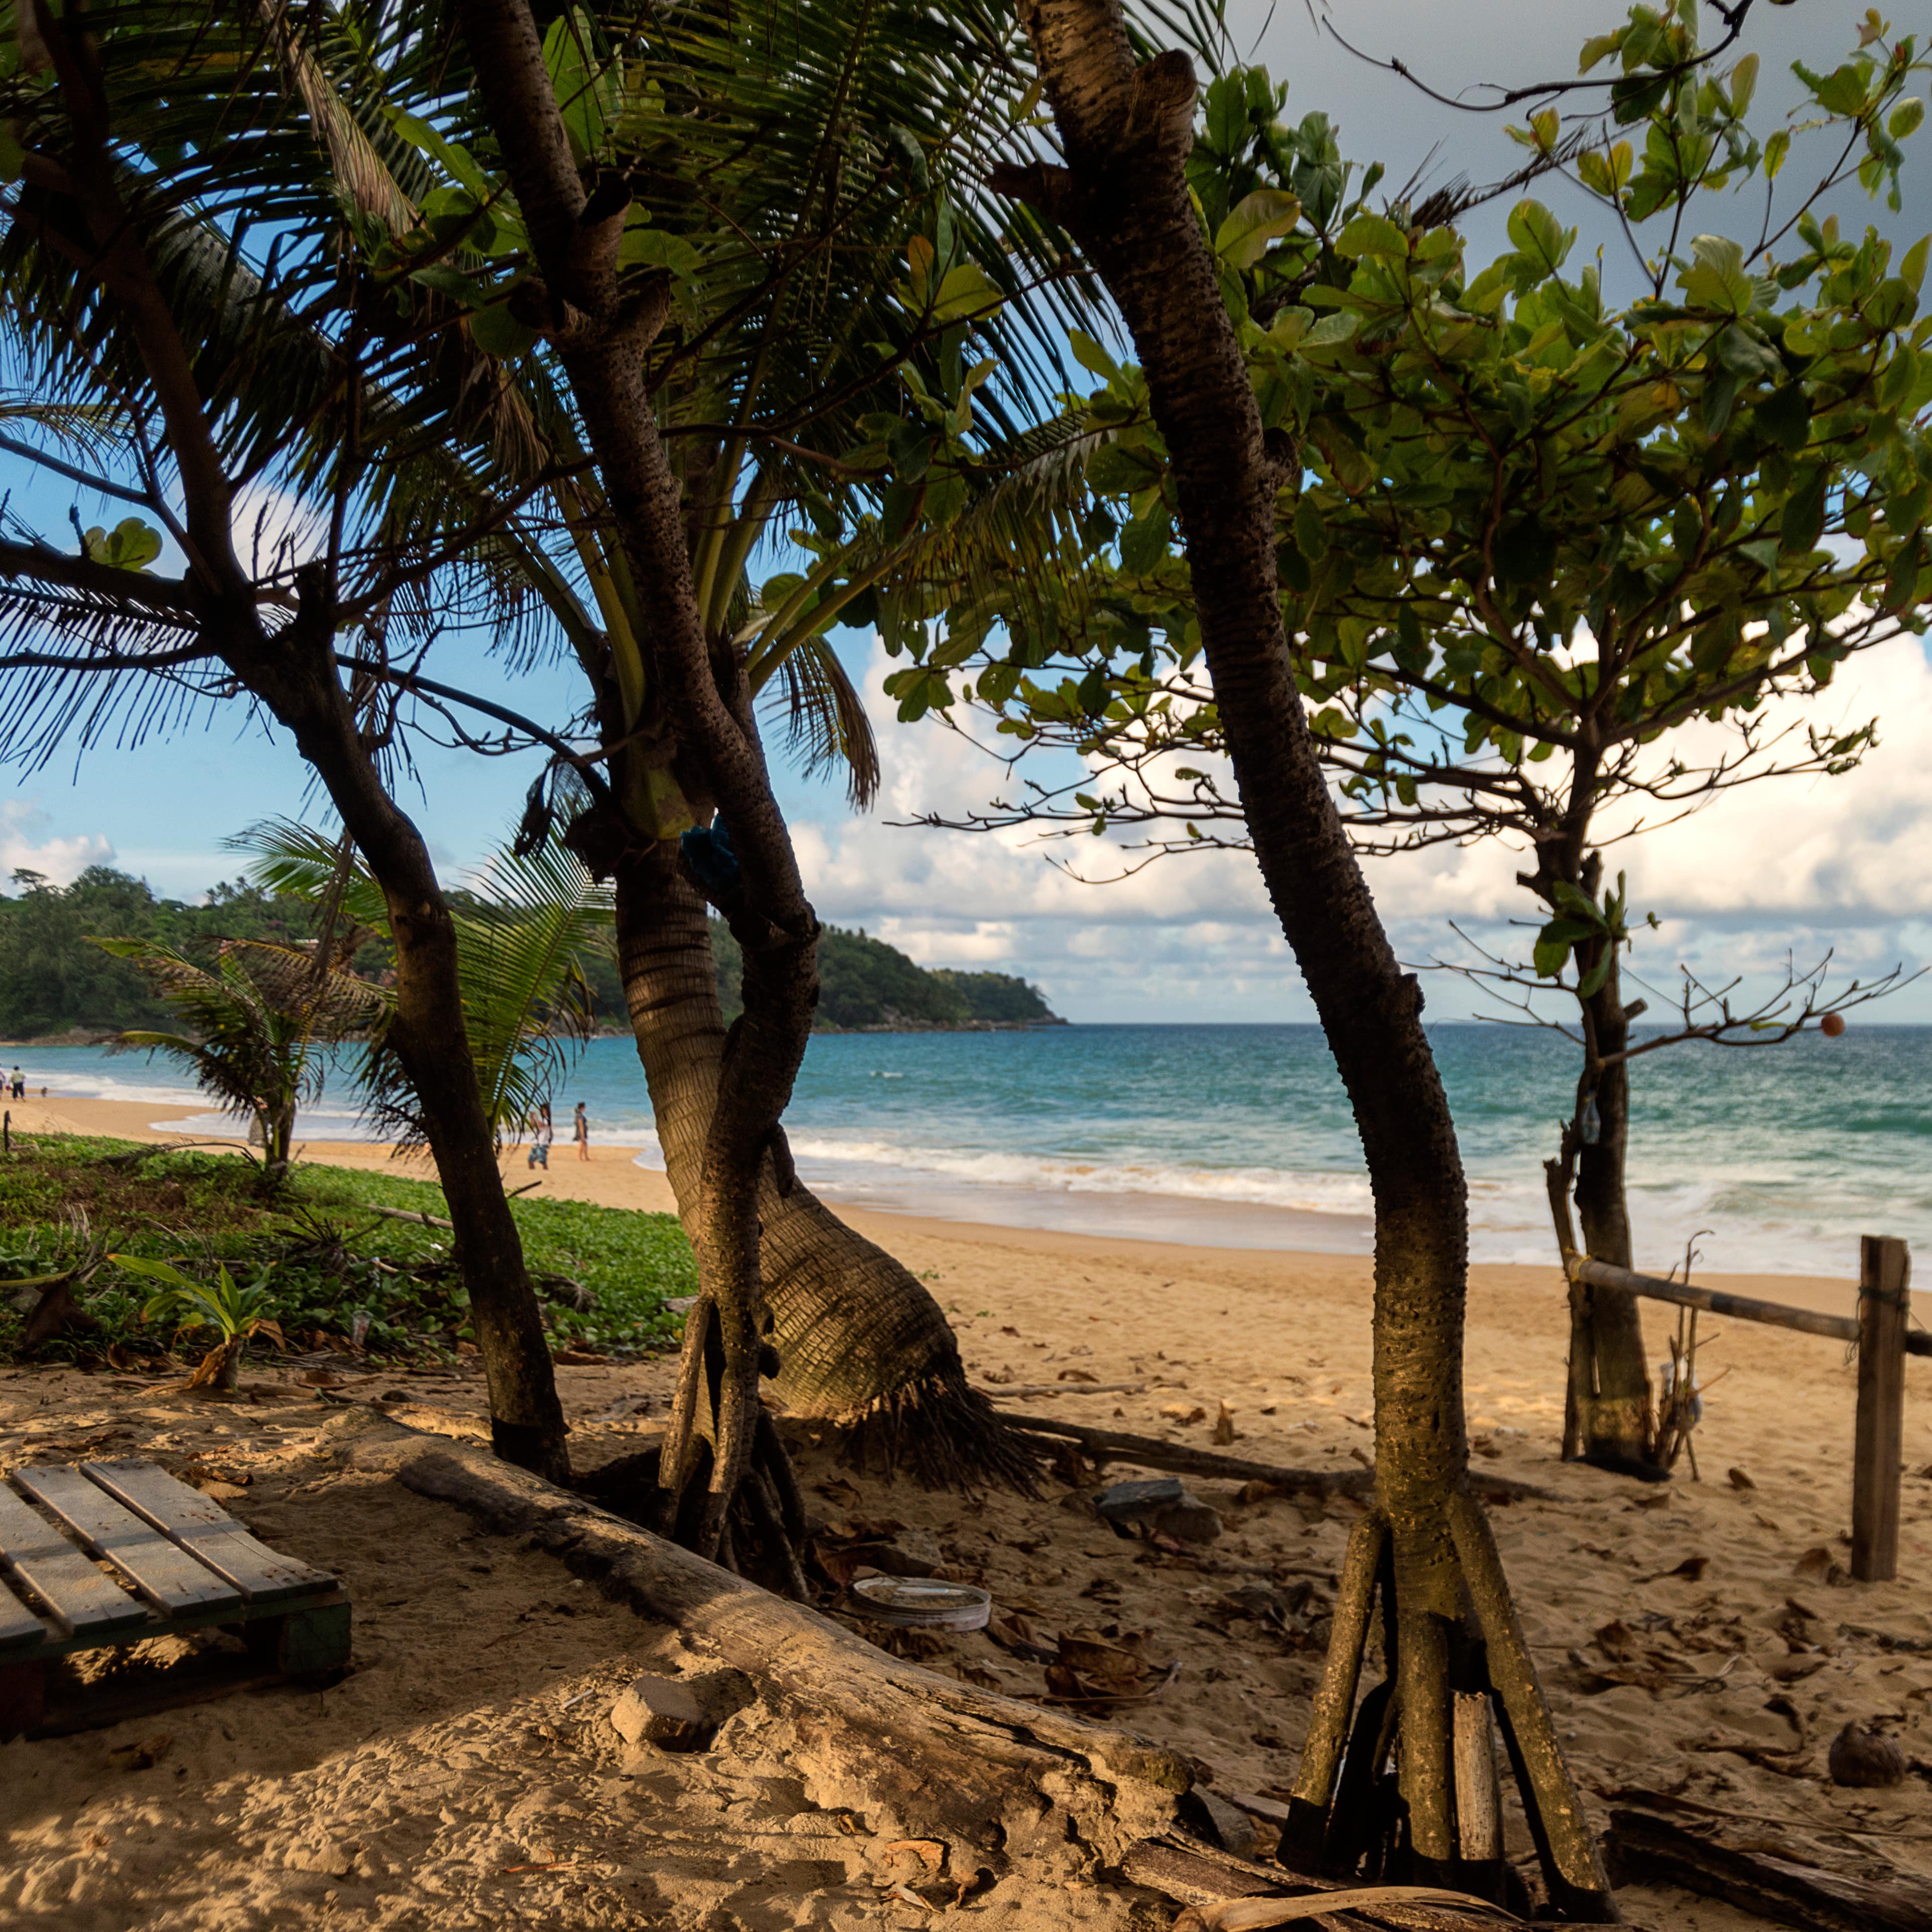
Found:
0,800 -> 113,887
782,637 -> 1932,1021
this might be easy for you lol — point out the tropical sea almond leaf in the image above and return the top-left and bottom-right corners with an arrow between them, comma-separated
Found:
1653,1555 -> 1710,1582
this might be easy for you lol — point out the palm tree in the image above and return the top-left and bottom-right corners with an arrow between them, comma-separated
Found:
236,818 -> 611,1147
94,936 -> 385,1182
0,4 -> 572,1477
0,0 -> 1095,1510
242,0 -> 1099,1482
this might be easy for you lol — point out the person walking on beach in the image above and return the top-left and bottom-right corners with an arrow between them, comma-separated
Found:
9,1067 -> 22,1099
573,1101 -> 589,1162
526,1101 -> 553,1170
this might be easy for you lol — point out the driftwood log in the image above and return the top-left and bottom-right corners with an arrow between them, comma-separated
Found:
337,1410 -> 1187,1865
1608,1807 -> 1932,1932
333,1411 -> 1583,1928
999,1413 -> 1554,1505
1123,1836 -> 1611,1930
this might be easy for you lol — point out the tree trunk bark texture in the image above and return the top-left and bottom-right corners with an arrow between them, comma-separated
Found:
612,845 -> 1037,1486
234,625 -> 573,1481
30,16 -> 569,1480
1568,952 -> 1654,1468
456,0 -> 822,1559
1001,1 -> 1613,1913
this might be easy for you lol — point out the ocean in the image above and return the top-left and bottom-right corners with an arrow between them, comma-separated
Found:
8,1024 -> 1926,1278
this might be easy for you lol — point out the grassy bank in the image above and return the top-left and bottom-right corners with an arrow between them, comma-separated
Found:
0,1134 -> 694,1366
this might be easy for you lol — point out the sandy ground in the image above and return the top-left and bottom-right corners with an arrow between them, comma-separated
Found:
3,1098 -> 1931,1928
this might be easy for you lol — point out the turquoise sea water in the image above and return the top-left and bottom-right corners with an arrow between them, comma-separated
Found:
8,1025 -> 1926,1277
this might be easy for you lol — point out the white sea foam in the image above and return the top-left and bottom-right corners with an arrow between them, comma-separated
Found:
18,1033 -> 1906,1278
781,1131 -> 1378,1214
9,1065 -> 210,1110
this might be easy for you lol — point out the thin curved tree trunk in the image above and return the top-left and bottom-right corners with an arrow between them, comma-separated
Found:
1569,948 -> 1655,1467
1535,830 -> 1654,1473
457,0 -> 821,1565
1001,1 -> 1614,1914
612,843 -> 1035,1485
257,649 -> 572,1479
28,21 -> 569,1481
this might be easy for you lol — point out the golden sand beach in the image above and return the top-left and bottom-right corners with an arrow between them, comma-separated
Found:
2,1097 -> 1928,1928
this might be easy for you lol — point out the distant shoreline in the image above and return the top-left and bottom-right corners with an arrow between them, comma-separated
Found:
3,1017 -> 1074,1048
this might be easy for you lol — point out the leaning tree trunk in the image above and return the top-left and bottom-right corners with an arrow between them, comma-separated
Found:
612,843 -> 1035,1486
1001,0 -> 1614,1914
1544,846 -> 1654,1473
458,0 -> 821,1567
1567,946 -> 1655,1468
34,19 -> 569,1481
260,635 -> 571,1479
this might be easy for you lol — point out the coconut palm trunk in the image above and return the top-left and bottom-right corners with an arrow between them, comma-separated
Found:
14,14 -> 569,1481
1001,0 -> 1614,1910
613,843 -> 1032,1483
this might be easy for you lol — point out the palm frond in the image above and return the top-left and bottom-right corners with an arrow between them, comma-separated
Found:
766,632 -> 880,810
454,836 -> 614,1133
234,817 -> 613,1141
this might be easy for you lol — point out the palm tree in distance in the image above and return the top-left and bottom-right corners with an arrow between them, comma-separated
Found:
96,936 -> 385,1185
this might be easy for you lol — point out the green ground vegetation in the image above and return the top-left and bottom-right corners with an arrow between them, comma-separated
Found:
0,1135 -> 693,1368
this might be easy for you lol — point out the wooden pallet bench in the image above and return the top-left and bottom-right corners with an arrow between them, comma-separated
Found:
0,1458 -> 349,1738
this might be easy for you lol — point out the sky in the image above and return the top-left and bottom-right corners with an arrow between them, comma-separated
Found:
3,0 -> 1929,1024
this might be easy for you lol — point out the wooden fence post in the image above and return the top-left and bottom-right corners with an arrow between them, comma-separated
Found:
1852,1235 -> 1911,1584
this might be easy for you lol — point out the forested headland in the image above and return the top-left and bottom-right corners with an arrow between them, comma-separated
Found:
0,867 -> 1060,1041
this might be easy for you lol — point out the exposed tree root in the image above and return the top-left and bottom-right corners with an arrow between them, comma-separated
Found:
1001,1414 -> 1552,1506
1280,1503 -> 1616,1922
837,1375 -> 1043,1492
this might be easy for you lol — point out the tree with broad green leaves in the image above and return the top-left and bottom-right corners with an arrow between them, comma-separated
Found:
896,5 -> 1929,1486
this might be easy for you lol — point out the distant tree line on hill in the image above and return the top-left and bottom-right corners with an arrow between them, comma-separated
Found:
0,869 -> 1061,1040
703,921 -> 1061,1030
0,867 -> 325,1040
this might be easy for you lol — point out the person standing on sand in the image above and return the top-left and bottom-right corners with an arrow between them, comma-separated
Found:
527,1101 -> 553,1170
9,1067 -> 22,1099
573,1101 -> 589,1162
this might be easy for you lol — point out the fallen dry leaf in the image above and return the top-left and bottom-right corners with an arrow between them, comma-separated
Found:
883,1840 -> 946,1873
111,1733 -> 172,1771
1056,1368 -> 1098,1383
1211,1402 -> 1237,1445
1651,1555 -> 1710,1583
1160,1403 -> 1208,1425
1726,1467 -> 1756,1491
